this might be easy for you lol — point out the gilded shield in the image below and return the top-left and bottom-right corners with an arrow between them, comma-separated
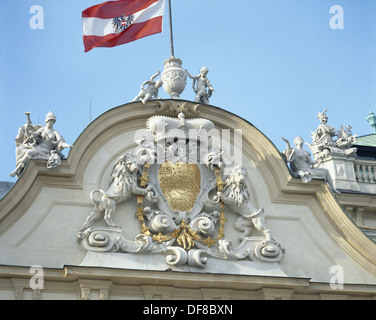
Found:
158,161 -> 201,212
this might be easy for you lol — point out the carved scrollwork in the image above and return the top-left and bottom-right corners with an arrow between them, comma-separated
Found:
218,239 -> 254,260
78,110 -> 284,269
165,246 -> 187,266
218,238 -> 284,263
86,228 -> 117,251
254,242 -> 284,262
120,234 -> 153,253
150,100 -> 201,116
79,227 -> 154,253
80,227 -> 121,252
187,249 -> 207,268
144,207 -> 178,234
189,212 -> 219,237
165,247 -> 207,268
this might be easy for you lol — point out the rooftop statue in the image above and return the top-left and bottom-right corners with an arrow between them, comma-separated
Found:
311,109 -> 337,150
133,58 -> 215,105
186,67 -> 214,104
10,111 -> 73,178
133,71 -> 163,104
336,124 -> 358,150
309,109 -> 357,162
282,136 -> 340,193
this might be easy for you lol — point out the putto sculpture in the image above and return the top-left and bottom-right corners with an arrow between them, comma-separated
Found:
186,67 -> 214,104
133,58 -> 215,104
10,111 -> 73,178
133,71 -> 163,104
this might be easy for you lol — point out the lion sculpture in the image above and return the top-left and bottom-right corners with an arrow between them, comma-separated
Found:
216,165 -> 272,242
79,152 -> 157,232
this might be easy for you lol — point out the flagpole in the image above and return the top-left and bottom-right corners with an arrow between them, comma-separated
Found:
168,0 -> 175,57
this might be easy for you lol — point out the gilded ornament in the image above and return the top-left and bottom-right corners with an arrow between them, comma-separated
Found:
158,161 -> 201,212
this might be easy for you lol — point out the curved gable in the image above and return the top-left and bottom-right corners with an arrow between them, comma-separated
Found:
0,100 -> 375,293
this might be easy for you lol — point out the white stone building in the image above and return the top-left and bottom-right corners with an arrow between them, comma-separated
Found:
0,97 -> 376,301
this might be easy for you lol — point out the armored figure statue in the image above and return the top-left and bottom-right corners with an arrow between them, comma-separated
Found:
10,111 -> 73,178
309,109 -> 357,161
186,67 -> 214,104
311,109 -> 337,148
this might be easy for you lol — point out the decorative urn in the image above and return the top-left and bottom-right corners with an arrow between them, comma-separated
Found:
161,56 -> 187,99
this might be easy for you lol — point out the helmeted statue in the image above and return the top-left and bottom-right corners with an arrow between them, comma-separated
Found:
10,111 -> 73,178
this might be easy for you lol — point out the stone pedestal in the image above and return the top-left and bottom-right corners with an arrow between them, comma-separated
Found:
317,154 -> 359,191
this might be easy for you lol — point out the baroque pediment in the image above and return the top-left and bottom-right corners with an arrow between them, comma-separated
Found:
2,100 -> 376,285
76,101 -> 284,269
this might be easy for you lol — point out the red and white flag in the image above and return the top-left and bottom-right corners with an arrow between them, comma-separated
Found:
82,0 -> 165,52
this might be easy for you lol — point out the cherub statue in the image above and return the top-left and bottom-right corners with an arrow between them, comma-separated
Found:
282,136 -> 340,193
186,67 -> 214,104
10,111 -> 73,178
133,71 -> 163,104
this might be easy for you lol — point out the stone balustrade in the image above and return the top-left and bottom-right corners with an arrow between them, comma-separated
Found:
354,161 -> 376,184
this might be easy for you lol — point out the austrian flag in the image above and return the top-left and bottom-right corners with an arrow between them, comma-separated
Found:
82,0 -> 165,52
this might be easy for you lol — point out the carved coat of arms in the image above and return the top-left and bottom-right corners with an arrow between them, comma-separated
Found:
77,110 -> 284,268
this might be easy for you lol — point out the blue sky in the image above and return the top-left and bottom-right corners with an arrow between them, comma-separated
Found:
1,0 -> 376,182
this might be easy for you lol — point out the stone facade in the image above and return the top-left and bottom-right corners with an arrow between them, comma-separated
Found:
1,100 -> 376,300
